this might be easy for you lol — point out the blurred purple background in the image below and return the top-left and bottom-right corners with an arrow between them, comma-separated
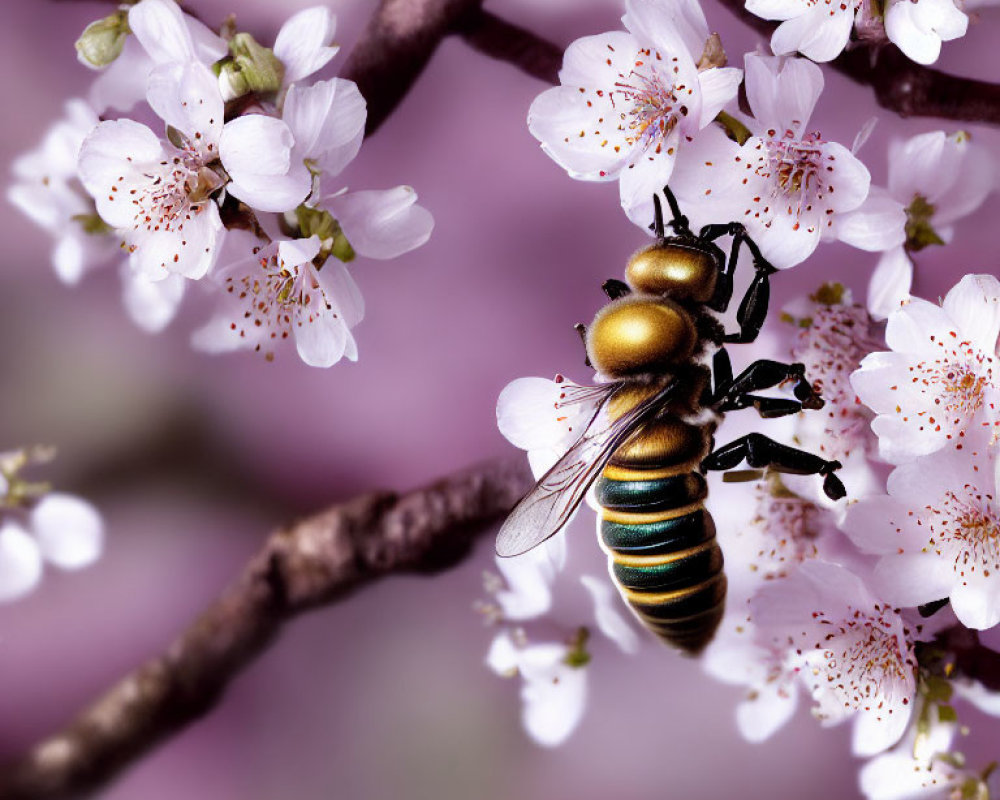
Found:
2,0 -> 1000,797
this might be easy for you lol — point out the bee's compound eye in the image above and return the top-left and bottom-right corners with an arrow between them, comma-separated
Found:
587,298 -> 696,378
626,244 -> 717,302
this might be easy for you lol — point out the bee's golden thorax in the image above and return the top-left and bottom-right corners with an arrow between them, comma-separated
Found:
626,242 -> 718,301
586,296 -> 697,379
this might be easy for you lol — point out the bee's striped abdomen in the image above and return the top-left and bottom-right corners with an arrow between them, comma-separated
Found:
595,419 -> 725,654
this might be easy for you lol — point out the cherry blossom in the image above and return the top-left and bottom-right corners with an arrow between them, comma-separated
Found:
751,561 -> 918,756
497,375 -> 607,478
745,0 -> 967,65
842,435 -> 1000,629
486,630 -> 588,747
8,99 -> 115,285
868,131 -> 995,320
88,0 -> 227,114
191,234 -> 363,367
0,449 -> 104,602
672,54 -> 904,268
79,59 -> 309,280
852,274 -> 1000,464
527,0 -> 742,226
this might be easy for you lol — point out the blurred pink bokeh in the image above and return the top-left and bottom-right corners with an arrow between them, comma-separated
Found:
2,1 -> 1000,798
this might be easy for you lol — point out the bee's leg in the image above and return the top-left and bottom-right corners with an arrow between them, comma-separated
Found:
602,279 -> 631,300
722,257 -> 778,344
711,347 -> 734,398
573,323 -> 593,368
699,223 -> 777,335
713,359 -> 824,414
702,433 -> 846,500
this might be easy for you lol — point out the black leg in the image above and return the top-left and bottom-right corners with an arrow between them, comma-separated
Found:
712,348 -> 734,398
713,359 -> 824,413
723,259 -> 778,344
603,279 -> 630,300
698,222 -> 777,338
574,323 -> 592,368
702,433 -> 846,500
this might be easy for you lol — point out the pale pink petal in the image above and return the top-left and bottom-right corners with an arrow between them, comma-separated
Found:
273,6 -> 339,85
580,574 -> 640,654
934,139 -> 996,225
130,204 -> 223,280
78,119 -> 163,229
833,187 -> 906,252
771,5 -> 854,62
128,0 -> 195,63
736,681 -> 798,743
278,234 -> 322,268
121,267 -> 186,332
941,273 -> 1000,354
293,302 -> 349,367
30,493 -> 103,570
888,130 -> 958,203
88,36 -> 151,114
619,137 -> 679,227
750,209 -> 822,269
746,0 -> 812,21
326,186 -> 433,259
283,78 -> 366,177
0,522 -> 43,602
624,0 -> 707,67
485,631 -> 519,676
147,61 -> 224,144
951,573 -> 1000,629
696,67 -> 743,128
315,261 -> 365,329
220,115 -> 311,212
744,53 -> 823,135
518,644 -> 587,747
866,247 -> 912,321
852,698 -> 913,756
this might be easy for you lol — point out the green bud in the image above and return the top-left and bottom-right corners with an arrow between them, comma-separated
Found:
75,11 -> 130,69
905,194 -> 945,252
216,33 -> 285,100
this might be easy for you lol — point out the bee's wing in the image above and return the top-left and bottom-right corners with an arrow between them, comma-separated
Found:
496,380 -> 679,558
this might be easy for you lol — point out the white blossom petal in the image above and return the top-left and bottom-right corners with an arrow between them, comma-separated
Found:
940,273 -> 1000,355
273,6 -> 340,85
744,53 -> 823,136
867,247 -> 913,321
283,78 -> 366,178
771,5 -> 855,62
220,115 -> 311,212
326,186 -> 433,259
30,493 -> 103,570
0,522 -> 43,602
128,0 -> 196,64
146,61 -> 224,143
696,67 -> 743,128
580,574 -> 640,654
518,644 -> 587,747
619,139 -> 679,227
833,187 -> 906,252
121,267 -> 186,332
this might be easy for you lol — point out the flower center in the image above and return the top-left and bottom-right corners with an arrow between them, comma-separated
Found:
614,52 -> 686,155
224,250 -> 334,359
129,144 -> 222,236
764,131 -> 825,211
813,606 -> 914,713
926,490 -> 1000,578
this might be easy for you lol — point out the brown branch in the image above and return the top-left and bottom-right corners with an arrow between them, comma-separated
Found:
457,10 -> 562,84
0,457 -> 533,800
341,0 -> 485,137
715,0 -> 1000,125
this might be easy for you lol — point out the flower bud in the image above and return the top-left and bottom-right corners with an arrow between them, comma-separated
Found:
215,33 -> 284,101
296,206 -> 356,264
75,11 -> 129,69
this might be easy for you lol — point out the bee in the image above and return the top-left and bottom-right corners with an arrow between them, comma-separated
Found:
496,187 -> 846,655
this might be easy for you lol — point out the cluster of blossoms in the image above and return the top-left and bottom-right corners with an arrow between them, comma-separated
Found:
490,0 -> 1000,795
0,447 -> 103,602
9,0 -> 433,367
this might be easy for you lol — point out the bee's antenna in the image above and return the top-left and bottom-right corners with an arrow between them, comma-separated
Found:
661,185 -> 690,234
651,194 -> 665,240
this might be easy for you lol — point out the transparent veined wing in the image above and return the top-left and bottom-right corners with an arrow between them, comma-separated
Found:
496,379 -> 679,557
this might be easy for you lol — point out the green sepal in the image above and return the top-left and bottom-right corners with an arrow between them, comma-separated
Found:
905,195 -> 945,252
71,213 -> 113,236
295,205 -> 356,265
215,33 -> 285,100
563,627 -> 591,669
715,111 -> 752,145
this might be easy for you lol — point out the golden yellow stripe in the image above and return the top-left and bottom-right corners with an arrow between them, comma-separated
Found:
600,501 -> 703,525
601,460 -> 701,481
608,538 -> 716,568
620,573 -> 724,605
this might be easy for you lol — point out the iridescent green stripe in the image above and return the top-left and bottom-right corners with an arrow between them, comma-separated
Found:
599,508 -> 714,553
595,473 -> 707,512
611,542 -> 723,591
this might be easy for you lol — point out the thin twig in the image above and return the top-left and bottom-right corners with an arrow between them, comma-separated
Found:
0,457 -> 533,800
714,0 -> 1000,125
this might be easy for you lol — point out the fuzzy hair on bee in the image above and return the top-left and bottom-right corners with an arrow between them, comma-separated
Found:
497,186 -> 845,655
